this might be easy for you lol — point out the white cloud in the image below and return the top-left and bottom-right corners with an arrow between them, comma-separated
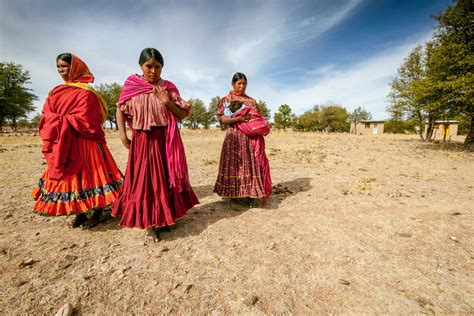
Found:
252,31 -> 434,119
1,0 -> 384,119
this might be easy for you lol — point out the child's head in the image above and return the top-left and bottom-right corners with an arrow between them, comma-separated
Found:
229,101 -> 243,113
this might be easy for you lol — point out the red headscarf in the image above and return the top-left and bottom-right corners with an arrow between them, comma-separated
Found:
67,54 -> 94,83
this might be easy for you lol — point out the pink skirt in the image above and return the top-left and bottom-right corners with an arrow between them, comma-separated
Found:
214,127 -> 269,198
112,126 -> 198,229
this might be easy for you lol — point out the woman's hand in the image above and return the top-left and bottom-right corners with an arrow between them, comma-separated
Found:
121,137 -> 131,149
238,114 -> 251,122
153,86 -> 170,104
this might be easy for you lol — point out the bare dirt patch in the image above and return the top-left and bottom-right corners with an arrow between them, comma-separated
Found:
0,130 -> 473,314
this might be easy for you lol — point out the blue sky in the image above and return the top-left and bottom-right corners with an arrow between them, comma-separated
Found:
0,0 -> 452,119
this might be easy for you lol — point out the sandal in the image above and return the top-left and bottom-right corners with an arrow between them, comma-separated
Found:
82,210 -> 106,229
69,212 -> 88,228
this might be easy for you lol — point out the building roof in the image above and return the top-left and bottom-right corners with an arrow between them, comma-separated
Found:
424,120 -> 459,124
359,120 -> 385,123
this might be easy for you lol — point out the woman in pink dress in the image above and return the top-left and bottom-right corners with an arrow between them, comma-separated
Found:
112,48 -> 199,242
214,72 -> 272,206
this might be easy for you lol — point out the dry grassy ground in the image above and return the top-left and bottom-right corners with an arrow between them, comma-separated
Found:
0,129 -> 473,314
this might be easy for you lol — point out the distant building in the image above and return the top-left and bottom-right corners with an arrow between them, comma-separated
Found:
425,120 -> 458,140
350,120 -> 385,135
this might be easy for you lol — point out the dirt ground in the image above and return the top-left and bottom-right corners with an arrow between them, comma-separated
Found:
0,129 -> 473,314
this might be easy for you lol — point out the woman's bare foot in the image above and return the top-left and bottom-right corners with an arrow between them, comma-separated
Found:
144,228 -> 160,244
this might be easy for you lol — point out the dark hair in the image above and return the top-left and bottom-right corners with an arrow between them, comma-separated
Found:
232,72 -> 247,84
56,53 -> 72,64
139,48 -> 164,66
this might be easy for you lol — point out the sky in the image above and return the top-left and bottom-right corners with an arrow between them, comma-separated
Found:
0,0 -> 453,119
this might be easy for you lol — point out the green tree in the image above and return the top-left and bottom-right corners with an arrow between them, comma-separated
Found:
95,82 -> 122,130
184,98 -> 207,129
431,0 -> 474,150
257,100 -> 271,120
387,45 -> 443,142
30,113 -> 41,129
207,96 -> 220,128
320,104 -> 350,132
274,104 -> 296,130
384,119 -> 418,134
349,106 -> 372,134
294,105 -> 322,132
0,62 -> 38,131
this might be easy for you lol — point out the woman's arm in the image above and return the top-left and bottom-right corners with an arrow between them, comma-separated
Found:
219,114 -> 250,125
116,108 -> 131,149
154,86 -> 187,120
164,100 -> 187,120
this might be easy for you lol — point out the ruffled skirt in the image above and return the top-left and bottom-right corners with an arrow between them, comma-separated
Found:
32,138 -> 124,216
111,126 -> 198,229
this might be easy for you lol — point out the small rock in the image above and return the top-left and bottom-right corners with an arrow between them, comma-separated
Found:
339,279 -> 350,285
55,302 -> 74,316
35,232 -> 40,236
359,168 -> 368,171
450,212 -> 461,216
415,297 -> 433,308
160,246 -> 170,252
4,212 -> 13,220
56,261 -> 72,270
19,258 -> 38,268
397,233 -> 412,238
15,280 -> 28,287
184,284 -> 193,294
244,294 -> 259,306
449,236 -> 459,242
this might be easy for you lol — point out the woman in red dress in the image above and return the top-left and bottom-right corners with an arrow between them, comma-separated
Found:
32,53 -> 124,227
214,72 -> 272,206
112,48 -> 199,242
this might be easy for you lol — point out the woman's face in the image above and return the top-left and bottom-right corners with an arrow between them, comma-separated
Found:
140,59 -> 163,83
232,79 -> 247,95
57,59 -> 70,81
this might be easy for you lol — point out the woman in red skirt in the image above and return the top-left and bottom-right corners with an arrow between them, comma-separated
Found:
32,53 -> 124,228
214,72 -> 272,206
112,48 -> 199,242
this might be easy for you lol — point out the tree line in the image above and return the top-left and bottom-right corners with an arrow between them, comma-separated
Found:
387,0 -> 473,150
1,1 -> 471,148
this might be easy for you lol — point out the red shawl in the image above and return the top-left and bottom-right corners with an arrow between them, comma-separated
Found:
39,55 -> 105,180
118,74 -> 192,194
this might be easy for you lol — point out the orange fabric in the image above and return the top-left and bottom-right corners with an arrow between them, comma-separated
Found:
68,54 -> 94,83
32,138 -> 123,216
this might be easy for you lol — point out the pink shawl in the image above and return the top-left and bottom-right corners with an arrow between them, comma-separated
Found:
232,107 -> 270,137
118,74 -> 192,193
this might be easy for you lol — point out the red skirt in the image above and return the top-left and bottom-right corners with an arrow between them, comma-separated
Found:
111,126 -> 198,229
214,127 -> 268,198
32,138 -> 124,216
